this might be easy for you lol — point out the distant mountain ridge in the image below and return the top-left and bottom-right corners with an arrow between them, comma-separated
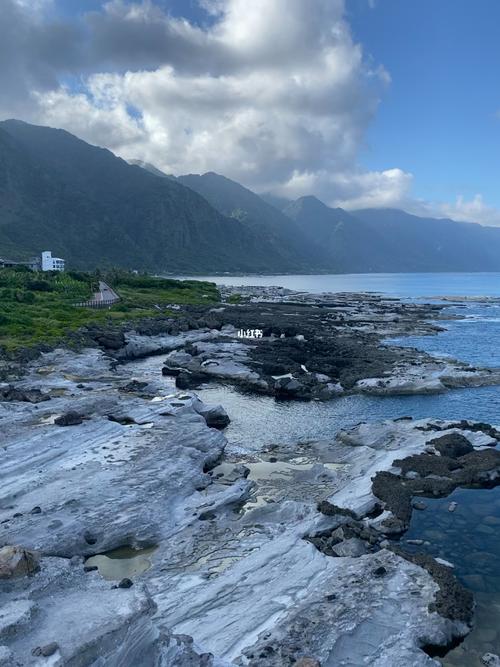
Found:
0,120 -> 317,272
177,172 -> 330,270
2,119 -> 500,273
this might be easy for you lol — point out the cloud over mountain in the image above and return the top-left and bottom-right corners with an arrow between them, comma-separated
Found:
0,0 -> 414,209
2,0 -> 499,223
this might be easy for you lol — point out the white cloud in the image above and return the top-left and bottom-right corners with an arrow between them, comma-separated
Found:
25,0 -> 405,208
8,0 -> 500,224
409,194 -> 500,227
270,167 -> 414,210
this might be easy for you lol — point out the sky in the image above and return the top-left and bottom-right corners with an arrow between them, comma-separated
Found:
2,0 -> 500,225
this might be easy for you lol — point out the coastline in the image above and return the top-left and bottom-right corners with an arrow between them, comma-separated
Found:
1,287 -> 500,665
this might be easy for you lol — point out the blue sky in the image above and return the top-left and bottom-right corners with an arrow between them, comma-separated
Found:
349,0 -> 500,206
4,0 -> 500,223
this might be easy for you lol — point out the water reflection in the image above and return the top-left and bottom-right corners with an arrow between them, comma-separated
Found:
85,545 -> 157,581
401,487 -> 500,665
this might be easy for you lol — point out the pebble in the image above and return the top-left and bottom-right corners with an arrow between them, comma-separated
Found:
372,566 -> 387,577
83,565 -> 98,573
448,501 -> 458,512
83,530 -> 97,545
30,506 -> 41,515
406,539 -> 424,546
411,500 -> 427,511
32,643 -> 59,657
118,578 -> 133,589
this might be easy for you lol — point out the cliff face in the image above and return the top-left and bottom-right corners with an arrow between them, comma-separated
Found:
0,120 -> 306,272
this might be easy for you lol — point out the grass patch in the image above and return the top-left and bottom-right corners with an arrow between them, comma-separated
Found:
0,267 -> 219,352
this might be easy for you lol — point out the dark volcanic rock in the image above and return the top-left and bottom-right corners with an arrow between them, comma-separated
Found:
119,380 -> 149,394
396,551 -> 474,624
83,564 -> 98,573
372,447 -> 500,534
201,406 -> 230,429
33,643 -> 59,657
429,433 -> 474,458
54,411 -> 83,426
175,370 -> 206,389
316,500 -> 357,519
372,471 -> 413,525
0,385 -> 50,403
162,366 -> 181,377
395,453 -> 461,477
274,377 -> 311,400
93,331 -> 126,350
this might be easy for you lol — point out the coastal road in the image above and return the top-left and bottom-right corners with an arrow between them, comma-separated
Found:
94,281 -> 120,303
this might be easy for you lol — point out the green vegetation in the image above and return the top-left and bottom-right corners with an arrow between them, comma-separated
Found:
0,267 -> 219,352
226,293 -> 247,304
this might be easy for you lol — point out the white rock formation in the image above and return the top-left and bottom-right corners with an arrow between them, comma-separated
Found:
0,350 -> 484,665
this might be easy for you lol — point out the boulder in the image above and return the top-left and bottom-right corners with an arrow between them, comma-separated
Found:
54,411 -> 84,427
120,380 -> 149,394
429,432 -> 474,458
197,405 -> 230,430
162,366 -> 181,377
93,331 -> 126,351
32,643 -> 59,658
175,370 -> 206,390
274,377 -> 310,400
0,546 -> 40,579
0,385 -> 50,404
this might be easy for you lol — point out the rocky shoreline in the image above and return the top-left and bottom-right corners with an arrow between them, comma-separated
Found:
158,289 -> 500,400
1,288 -> 500,665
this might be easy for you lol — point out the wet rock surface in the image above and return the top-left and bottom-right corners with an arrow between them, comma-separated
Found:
1,289 -> 497,666
0,344 -> 477,666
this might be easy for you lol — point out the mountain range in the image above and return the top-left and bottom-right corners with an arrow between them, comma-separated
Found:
1,119 -> 500,274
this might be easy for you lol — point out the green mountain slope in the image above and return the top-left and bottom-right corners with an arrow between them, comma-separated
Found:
0,120 -> 309,272
353,208 -> 500,272
283,195 -> 500,273
177,172 -> 330,270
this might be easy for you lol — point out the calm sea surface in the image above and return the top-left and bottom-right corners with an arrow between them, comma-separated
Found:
174,272 -> 500,298
164,273 -> 500,664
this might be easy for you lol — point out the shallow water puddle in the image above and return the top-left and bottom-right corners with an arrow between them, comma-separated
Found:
212,458 -> 343,483
400,486 -> 500,665
85,545 -> 157,581
211,457 -> 344,512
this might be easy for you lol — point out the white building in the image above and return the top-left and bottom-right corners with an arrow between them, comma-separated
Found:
41,251 -> 65,272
